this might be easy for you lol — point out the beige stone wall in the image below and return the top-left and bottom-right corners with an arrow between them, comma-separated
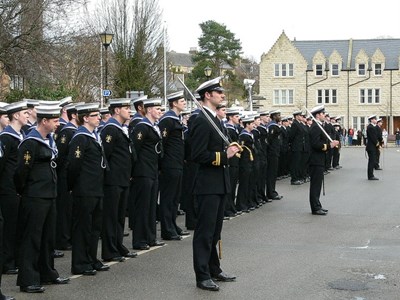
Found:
259,32 -> 400,133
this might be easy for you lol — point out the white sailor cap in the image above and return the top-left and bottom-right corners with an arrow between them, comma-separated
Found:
167,90 -> 185,102
36,105 -> 61,119
65,102 -> 84,113
216,101 -> 227,110
4,100 -> 28,114
108,98 -> 131,108
251,113 -> 260,119
242,115 -> 255,123
226,108 -> 241,116
24,99 -> 40,108
310,105 -> 325,116
59,96 -> 73,107
76,103 -> 100,114
100,107 -> 110,115
0,102 -> 8,114
335,116 -> 341,121
143,98 -> 162,108
38,100 -> 61,107
132,95 -> 148,105
194,93 -> 202,101
368,114 -> 377,121
181,109 -> 191,116
195,77 -> 224,96
269,109 -> 281,116
293,110 -> 302,116
282,117 -> 289,122
377,118 -> 383,122
259,111 -> 269,117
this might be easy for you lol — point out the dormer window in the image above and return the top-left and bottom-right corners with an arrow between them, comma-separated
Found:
331,64 -> 339,76
374,63 -> 382,76
358,63 -> 366,76
315,64 -> 323,76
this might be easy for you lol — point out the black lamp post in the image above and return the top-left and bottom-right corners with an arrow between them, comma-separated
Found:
99,30 -> 114,106
204,66 -> 212,79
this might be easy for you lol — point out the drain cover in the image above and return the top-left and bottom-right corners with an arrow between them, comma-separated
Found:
329,279 -> 368,291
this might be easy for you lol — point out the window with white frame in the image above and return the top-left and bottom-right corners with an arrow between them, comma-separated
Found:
331,64 -> 339,76
317,89 -> 337,104
273,89 -> 294,105
374,63 -> 382,76
274,63 -> 294,77
358,63 -> 366,76
315,64 -> 323,76
359,88 -> 380,104
352,116 -> 367,131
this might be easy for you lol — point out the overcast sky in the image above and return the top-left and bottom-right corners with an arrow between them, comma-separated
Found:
160,0 -> 400,62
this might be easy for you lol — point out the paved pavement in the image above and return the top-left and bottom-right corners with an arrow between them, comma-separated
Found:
2,147 -> 400,300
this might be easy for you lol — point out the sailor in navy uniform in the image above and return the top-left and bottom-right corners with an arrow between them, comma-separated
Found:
158,91 -> 189,240
97,107 -> 111,132
366,115 -> 380,180
128,95 -> 148,135
0,101 -> 29,275
309,105 -> 339,215
236,115 -> 256,213
224,108 -> 241,217
100,98 -> 137,261
54,103 -> 80,251
131,98 -> 165,250
54,97 -> 73,139
21,99 -> 39,134
266,110 -> 283,200
375,118 -> 384,170
15,105 -> 70,293
190,77 -> 240,291
67,103 -> 109,275
257,112 -> 269,203
0,103 -> 9,132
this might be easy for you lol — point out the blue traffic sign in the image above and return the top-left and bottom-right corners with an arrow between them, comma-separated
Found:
102,89 -> 112,97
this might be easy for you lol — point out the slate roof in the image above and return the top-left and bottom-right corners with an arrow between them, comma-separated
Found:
293,38 -> 400,70
168,52 -> 195,67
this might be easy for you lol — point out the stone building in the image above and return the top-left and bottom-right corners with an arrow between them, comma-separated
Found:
259,31 -> 400,133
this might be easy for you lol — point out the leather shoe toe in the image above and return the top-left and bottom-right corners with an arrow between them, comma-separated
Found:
4,295 -> 16,300
321,208 -> 328,212
179,230 -> 190,236
149,240 -> 165,247
124,252 -> 138,258
3,268 -> 18,275
272,195 -> 283,200
368,176 -> 379,180
312,209 -> 327,215
196,279 -> 219,291
52,250 -> 64,258
95,264 -> 110,271
163,235 -> 182,241
42,277 -> 70,285
212,271 -> 236,282
20,285 -> 45,293
133,244 -> 150,250
104,256 -> 125,262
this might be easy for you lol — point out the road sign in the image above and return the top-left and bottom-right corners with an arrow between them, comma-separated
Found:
102,89 -> 112,97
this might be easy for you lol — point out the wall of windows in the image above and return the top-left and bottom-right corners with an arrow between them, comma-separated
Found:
274,63 -> 294,77
359,88 -> 380,104
273,89 -> 294,105
317,89 -> 337,104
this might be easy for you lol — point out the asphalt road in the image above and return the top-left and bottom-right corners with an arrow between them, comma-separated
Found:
3,146 -> 400,300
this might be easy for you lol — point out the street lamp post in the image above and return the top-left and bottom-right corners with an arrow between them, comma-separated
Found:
99,30 -> 114,107
204,66 -> 212,79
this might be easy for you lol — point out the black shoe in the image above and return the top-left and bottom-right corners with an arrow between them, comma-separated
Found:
236,211 -> 243,215
374,168 -> 383,170
368,176 -> 379,180
249,206 -> 255,211
4,295 -> 16,300
3,268 -> 18,275
163,235 -> 182,241
212,271 -> 236,282
132,244 -> 150,251
177,209 -> 185,215
271,195 -> 283,200
123,232 -> 130,237
124,252 -> 138,258
323,171 -> 330,175
149,240 -> 165,247
335,166 -> 342,169
223,216 -> 230,220
52,250 -> 64,258
291,180 -> 302,185
196,279 -> 219,291
56,244 -> 72,251
312,209 -> 327,215
20,285 -> 45,293
93,262 -> 110,271
41,277 -> 70,285
103,256 -> 125,262
321,208 -> 329,212
178,230 -> 190,236
81,269 -> 97,276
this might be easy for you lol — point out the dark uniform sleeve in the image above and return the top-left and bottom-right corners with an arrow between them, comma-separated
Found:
67,136 -> 86,190
132,124 -> 146,157
0,136 -> 10,174
101,126 -> 118,162
14,140 -> 37,195
158,117 -> 172,145
310,124 -> 329,152
190,116 -> 228,167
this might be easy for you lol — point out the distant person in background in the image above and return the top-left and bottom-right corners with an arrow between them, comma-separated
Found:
382,128 -> 388,147
348,128 -> 353,146
395,128 -> 400,147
